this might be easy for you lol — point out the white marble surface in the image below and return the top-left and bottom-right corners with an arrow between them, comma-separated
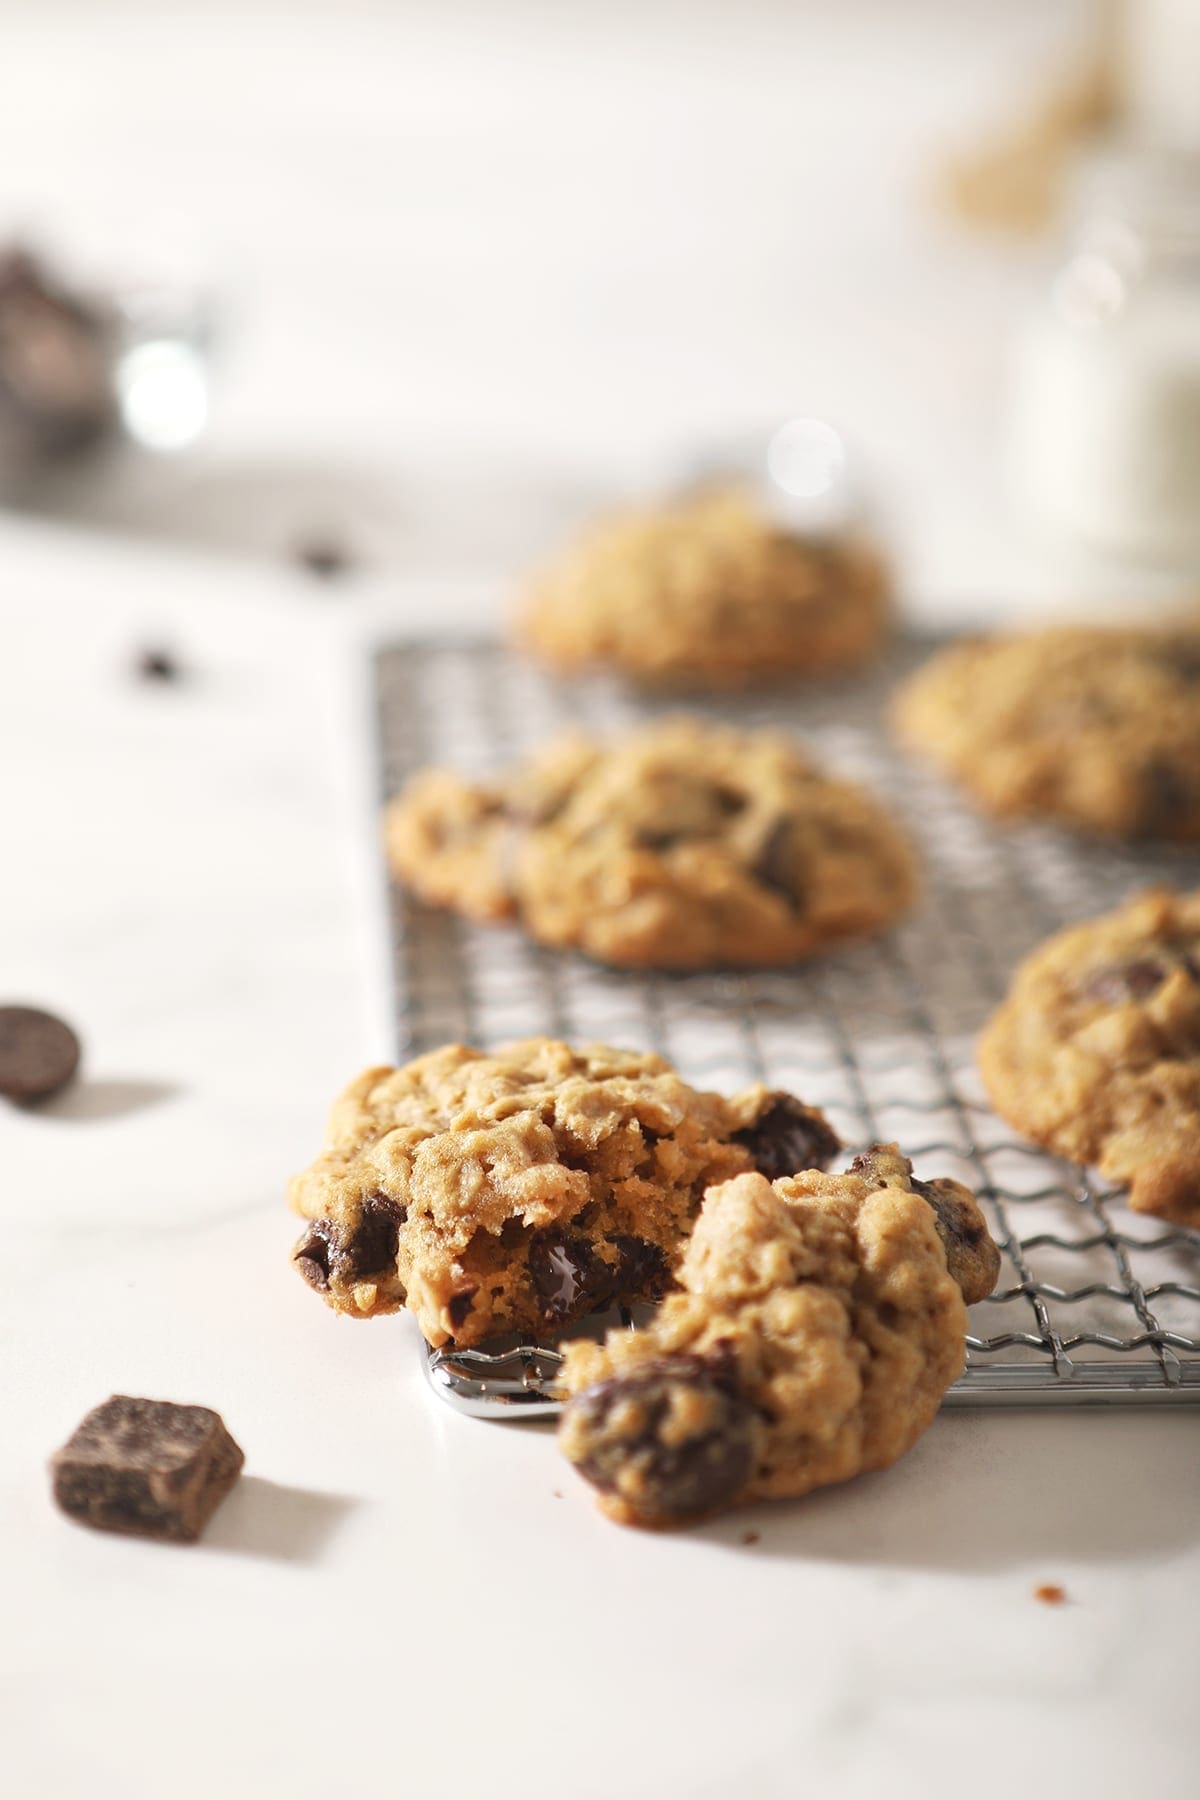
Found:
2,5 -> 1199,1797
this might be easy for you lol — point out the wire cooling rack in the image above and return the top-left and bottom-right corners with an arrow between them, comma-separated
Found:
373,636 -> 1200,1413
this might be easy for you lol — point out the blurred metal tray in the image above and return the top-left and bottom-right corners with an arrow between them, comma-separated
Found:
373,636 -> 1200,1414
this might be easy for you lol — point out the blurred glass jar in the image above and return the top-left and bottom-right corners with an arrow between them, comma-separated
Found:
1006,153 -> 1200,571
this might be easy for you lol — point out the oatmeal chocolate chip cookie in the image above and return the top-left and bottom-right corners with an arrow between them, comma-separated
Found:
558,1146 -> 997,1527
516,487 -> 889,689
386,718 -> 917,970
979,888 -> 1200,1227
288,1038 -> 840,1347
894,625 -> 1200,840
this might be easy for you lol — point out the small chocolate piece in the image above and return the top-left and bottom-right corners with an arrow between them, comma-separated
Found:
447,1289 -> 477,1331
136,648 -> 180,683
293,535 -> 353,580
753,817 -> 802,905
50,1395 -> 244,1543
734,1092 -> 840,1181
528,1229 -> 607,1324
292,1193 -> 405,1293
608,1234 -> 669,1300
910,1175 -> 1001,1305
0,1005 -> 81,1103
1081,958 -> 1168,1005
561,1354 -> 756,1524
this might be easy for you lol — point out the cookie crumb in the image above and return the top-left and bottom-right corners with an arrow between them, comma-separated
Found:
552,1490 -> 563,1500
742,1530 -> 761,1546
1034,1582 -> 1067,1606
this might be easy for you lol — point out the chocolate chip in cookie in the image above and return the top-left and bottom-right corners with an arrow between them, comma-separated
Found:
561,1353 -> 756,1524
734,1092 -> 841,1180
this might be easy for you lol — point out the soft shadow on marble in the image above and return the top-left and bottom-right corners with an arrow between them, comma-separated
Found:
33,1078 -> 180,1123
202,1477 -> 361,1565
699,1411 -> 1200,1570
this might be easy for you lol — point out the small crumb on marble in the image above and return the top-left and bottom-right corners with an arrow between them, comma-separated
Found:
742,1530 -> 761,1546
552,1490 -> 564,1500
1033,1583 -> 1067,1606
135,648 -> 181,683
292,535 -> 354,580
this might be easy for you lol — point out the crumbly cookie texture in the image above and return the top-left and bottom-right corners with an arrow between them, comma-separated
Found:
894,625 -> 1200,840
288,1039 -> 840,1347
558,1145 -> 997,1528
386,718 -> 917,970
979,888 -> 1200,1227
516,488 -> 889,689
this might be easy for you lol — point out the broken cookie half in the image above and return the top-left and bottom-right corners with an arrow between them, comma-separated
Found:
558,1146 -> 999,1527
288,1038 -> 840,1348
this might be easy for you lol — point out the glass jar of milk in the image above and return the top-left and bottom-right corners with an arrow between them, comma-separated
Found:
1007,154 -> 1200,571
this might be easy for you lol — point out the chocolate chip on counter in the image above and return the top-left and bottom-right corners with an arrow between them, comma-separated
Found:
561,1354 -> 756,1523
1081,958 -> 1168,1005
50,1395 -> 244,1543
293,535 -> 354,580
734,1092 -> 841,1181
135,648 -> 180,682
0,1005 -> 81,1103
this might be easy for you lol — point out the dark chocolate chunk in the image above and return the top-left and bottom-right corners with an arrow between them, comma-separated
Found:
609,1234 -> 669,1300
293,535 -> 354,580
136,648 -> 180,682
752,817 -> 803,906
562,1354 -> 756,1522
50,1395 -> 244,1543
1081,958 -> 1167,1005
910,1176 -> 1000,1305
0,247 -> 115,459
447,1289 -> 477,1331
342,1192 -> 406,1280
293,1221 -> 333,1290
528,1229 -> 607,1324
734,1092 -> 840,1180
292,1193 -> 405,1293
1139,759 -> 1192,835
0,1005 -> 81,1103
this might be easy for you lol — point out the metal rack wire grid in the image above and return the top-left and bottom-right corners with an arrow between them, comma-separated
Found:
373,636 -> 1200,1414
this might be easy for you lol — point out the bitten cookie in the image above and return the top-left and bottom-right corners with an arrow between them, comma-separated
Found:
979,887 -> 1200,1226
386,718 -> 917,970
893,624 -> 1200,840
558,1145 -> 998,1527
288,1038 -> 840,1347
516,488 -> 889,688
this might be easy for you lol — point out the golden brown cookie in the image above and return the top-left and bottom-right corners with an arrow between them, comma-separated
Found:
979,888 -> 1200,1227
516,488 -> 889,689
894,625 -> 1200,841
558,1145 -> 997,1527
386,718 -> 917,970
288,1038 -> 840,1347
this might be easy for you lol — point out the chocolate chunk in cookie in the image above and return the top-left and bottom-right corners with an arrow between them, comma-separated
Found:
51,1396 -> 244,1543
734,1091 -> 841,1181
560,1354 -> 756,1523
